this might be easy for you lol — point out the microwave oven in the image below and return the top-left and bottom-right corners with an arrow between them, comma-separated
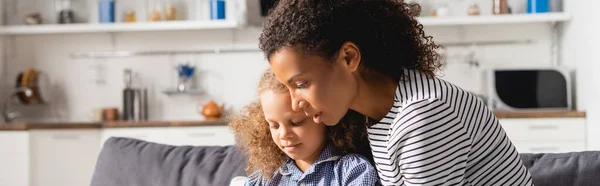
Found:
487,68 -> 572,110
246,0 -> 279,26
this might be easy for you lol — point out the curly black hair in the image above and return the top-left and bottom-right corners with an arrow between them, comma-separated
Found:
259,0 -> 442,81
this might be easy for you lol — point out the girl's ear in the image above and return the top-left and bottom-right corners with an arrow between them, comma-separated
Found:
338,42 -> 361,73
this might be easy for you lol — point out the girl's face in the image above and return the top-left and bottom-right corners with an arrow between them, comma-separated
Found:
269,45 -> 360,126
260,90 -> 327,163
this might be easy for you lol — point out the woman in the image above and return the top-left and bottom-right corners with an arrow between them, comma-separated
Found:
258,0 -> 533,185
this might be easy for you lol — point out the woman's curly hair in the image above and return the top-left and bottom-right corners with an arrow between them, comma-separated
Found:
229,70 -> 372,179
259,0 -> 442,81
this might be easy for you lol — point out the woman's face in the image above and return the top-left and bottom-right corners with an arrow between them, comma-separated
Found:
260,90 -> 326,162
269,45 -> 360,126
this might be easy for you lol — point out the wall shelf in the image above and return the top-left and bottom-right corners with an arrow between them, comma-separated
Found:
0,20 -> 237,35
0,13 -> 569,35
417,12 -> 570,26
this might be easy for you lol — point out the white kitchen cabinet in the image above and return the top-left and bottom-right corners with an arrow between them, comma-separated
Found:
499,118 -> 586,153
29,129 -> 101,186
101,126 -> 236,147
167,126 -> 235,146
513,141 -> 586,154
0,131 -> 30,186
101,127 -> 168,146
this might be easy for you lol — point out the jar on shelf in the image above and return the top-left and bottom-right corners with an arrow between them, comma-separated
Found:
124,10 -> 136,22
164,3 -> 177,20
148,1 -> 163,21
56,0 -> 75,24
492,0 -> 509,15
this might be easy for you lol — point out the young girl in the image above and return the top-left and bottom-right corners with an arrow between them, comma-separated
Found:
230,70 -> 378,186
259,0 -> 534,185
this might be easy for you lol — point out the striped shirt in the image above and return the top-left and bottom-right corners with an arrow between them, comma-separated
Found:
368,70 -> 534,185
245,144 -> 379,186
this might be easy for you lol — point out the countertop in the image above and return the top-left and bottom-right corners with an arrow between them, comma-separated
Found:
0,110 -> 587,131
0,119 -> 229,131
492,110 -> 586,118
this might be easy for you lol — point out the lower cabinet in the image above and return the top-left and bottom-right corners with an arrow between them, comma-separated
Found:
499,118 -> 587,153
0,125 -> 236,186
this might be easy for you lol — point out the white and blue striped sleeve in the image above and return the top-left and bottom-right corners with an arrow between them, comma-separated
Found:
389,98 -> 472,185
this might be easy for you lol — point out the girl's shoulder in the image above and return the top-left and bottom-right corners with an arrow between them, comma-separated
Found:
335,153 -> 375,170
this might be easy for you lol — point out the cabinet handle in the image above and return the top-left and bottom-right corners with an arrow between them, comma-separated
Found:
529,147 -> 560,152
187,133 -> 215,138
52,134 -> 81,140
529,125 -> 559,130
127,134 -> 149,139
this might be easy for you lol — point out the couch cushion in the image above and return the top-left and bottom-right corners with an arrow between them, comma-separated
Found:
90,137 -> 247,186
520,151 -> 600,186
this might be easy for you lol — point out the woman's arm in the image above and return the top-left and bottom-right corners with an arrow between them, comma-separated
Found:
389,98 -> 471,185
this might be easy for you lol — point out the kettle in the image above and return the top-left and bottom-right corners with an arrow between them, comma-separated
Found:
199,100 -> 225,119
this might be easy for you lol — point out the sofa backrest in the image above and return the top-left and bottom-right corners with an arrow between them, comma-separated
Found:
90,137 -> 247,186
91,137 -> 600,186
520,151 -> 600,186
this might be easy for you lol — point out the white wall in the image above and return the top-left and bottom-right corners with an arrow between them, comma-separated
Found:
0,1 -> 566,124
561,1 -> 600,150
2,28 -> 269,122
0,23 -> 556,123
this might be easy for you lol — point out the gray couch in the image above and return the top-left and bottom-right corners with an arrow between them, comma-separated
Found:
91,137 -> 600,186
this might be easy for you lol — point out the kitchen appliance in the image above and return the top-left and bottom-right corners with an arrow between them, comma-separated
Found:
487,68 -> 572,110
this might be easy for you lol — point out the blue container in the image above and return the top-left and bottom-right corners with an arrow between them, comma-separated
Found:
210,0 -> 226,20
527,0 -> 549,13
99,0 -> 115,23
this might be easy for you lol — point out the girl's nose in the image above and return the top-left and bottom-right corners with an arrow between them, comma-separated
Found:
279,125 -> 293,139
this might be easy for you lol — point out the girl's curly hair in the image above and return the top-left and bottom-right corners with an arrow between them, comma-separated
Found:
229,70 -> 372,179
259,0 -> 442,81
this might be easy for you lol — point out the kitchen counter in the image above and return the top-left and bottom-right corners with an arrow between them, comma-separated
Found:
493,110 -> 586,118
0,110 -> 587,131
0,119 -> 229,131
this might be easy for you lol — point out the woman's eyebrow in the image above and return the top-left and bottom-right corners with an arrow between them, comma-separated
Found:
287,73 -> 304,83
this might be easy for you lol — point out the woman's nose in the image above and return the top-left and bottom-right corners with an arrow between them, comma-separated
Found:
290,92 -> 306,112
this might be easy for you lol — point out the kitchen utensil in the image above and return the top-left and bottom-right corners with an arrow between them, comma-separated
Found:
15,69 -> 51,104
200,100 -> 224,118
102,107 -> 119,121
122,69 -> 148,121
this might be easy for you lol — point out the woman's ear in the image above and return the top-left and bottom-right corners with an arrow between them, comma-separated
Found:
338,42 -> 361,72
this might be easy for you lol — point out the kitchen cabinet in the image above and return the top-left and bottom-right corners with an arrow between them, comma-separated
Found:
0,125 -> 234,186
167,126 -> 236,146
499,118 -> 586,153
101,125 -> 235,147
0,131 -> 29,186
101,127 -> 168,145
0,129 -> 101,186
29,129 -> 101,186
